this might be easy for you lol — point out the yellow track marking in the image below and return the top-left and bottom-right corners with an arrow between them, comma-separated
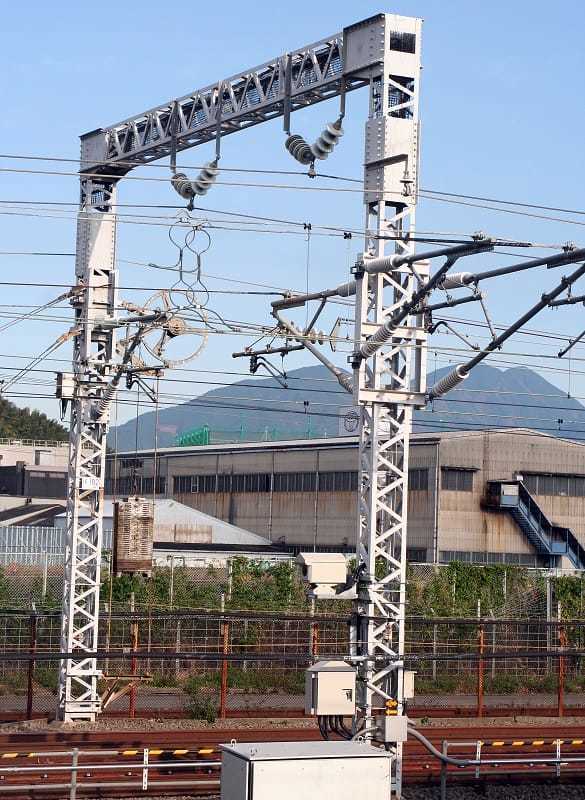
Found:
512,741 -> 525,747
173,749 -> 189,756
1,754 -> 18,759
122,749 -> 138,756
149,749 -> 163,756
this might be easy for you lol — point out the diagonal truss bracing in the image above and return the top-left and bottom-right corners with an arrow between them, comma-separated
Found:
81,16 -> 398,175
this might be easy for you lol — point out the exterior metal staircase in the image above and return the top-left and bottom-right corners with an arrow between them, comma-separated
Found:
485,480 -> 585,570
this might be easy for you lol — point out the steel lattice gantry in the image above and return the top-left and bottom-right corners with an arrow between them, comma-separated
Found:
58,12 -> 423,758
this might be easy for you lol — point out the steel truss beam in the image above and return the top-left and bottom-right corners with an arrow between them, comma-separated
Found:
80,17 -> 393,175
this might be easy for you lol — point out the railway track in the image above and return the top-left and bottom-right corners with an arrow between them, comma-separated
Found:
0,723 -> 584,797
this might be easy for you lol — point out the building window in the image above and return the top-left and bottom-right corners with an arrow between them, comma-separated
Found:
273,472 -> 317,492
441,467 -> 474,492
199,475 -> 217,493
524,472 -> 584,497
389,31 -> 416,53
409,468 -> 428,491
172,470 -> 361,496
120,458 -> 143,469
109,476 -> 165,495
318,471 -> 358,492
173,475 -> 192,493
406,547 -> 427,562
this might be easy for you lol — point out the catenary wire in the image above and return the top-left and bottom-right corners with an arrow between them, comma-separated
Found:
7,153 -> 585,221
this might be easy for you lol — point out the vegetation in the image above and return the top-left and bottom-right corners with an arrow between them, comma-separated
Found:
184,675 -> 218,722
0,397 -> 67,441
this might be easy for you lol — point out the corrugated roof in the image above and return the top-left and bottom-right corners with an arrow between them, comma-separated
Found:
56,498 -> 272,546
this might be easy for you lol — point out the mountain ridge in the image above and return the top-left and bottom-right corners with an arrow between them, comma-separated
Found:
109,363 -> 585,451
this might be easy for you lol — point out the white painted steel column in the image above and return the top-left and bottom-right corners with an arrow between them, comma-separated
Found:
352,15 -> 424,797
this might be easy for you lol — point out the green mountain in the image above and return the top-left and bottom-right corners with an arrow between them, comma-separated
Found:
0,397 -> 68,441
109,364 -> 585,451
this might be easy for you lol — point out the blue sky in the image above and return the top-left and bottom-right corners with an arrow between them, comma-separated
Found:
2,1 -> 585,429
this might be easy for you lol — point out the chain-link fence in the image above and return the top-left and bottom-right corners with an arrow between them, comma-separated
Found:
2,552 -> 583,616
0,610 -> 583,722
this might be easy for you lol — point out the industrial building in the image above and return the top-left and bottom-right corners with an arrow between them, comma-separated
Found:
0,439 -> 68,499
106,428 -> 585,568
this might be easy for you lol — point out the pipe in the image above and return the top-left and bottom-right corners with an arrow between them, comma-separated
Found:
271,280 -> 356,311
408,726 -> 476,767
429,257 -> 585,399
363,241 -> 491,274
443,247 -> 585,287
232,344 -> 304,358
437,258 -> 585,398
424,294 -> 481,313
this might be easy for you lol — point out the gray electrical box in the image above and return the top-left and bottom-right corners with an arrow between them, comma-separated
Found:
375,714 -> 409,744
305,660 -> 356,716
220,741 -> 391,800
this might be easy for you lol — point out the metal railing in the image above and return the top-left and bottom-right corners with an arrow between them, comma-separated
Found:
0,746 -> 220,797
439,737 -> 585,799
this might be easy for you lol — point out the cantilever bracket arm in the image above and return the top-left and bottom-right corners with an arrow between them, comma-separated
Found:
351,239 -> 494,367
272,309 -> 353,393
428,256 -> 585,400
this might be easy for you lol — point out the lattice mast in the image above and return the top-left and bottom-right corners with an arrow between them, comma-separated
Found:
350,16 -> 424,789
58,162 -> 118,721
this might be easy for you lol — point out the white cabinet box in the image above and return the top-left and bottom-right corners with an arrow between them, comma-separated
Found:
305,660 -> 356,715
220,741 -> 391,800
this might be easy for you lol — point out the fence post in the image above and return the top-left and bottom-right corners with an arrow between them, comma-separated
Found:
476,600 -> 484,718
310,598 -> 319,662
220,615 -> 229,719
440,740 -> 448,800
490,611 -> 496,680
175,618 -> 181,678
546,575 -> 553,675
432,622 -> 438,683
558,602 -> 565,718
26,611 -> 37,720
69,748 -> 79,800
129,592 -> 137,719
41,554 -> 48,602
227,559 -> 233,602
